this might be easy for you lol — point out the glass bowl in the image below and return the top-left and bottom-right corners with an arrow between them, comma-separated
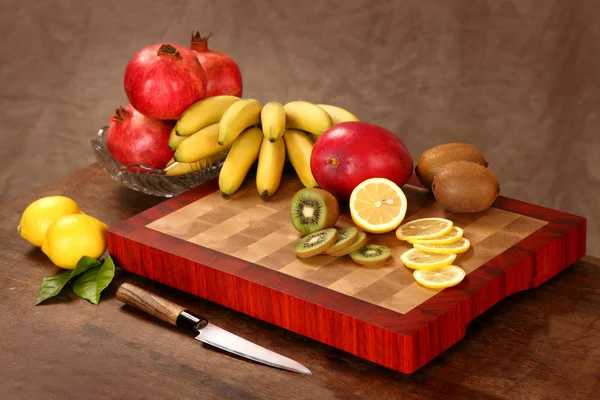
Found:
91,126 -> 224,197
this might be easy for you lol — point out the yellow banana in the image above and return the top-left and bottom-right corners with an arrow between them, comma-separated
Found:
163,154 -> 226,176
173,123 -> 232,163
217,98 -> 262,147
219,127 -> 264,196
168,126 -> 188,150
282,129 -> 318,188
256,136 -> 286,199
260,101 -> 286,143
284,100 -> 332,136
317,104 -> 360,124
174,95 -> 241,136
308,133 -> 320,143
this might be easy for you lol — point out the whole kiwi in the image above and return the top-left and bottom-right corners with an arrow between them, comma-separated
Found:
415,143 -> 488,190
432,160 -> 500,213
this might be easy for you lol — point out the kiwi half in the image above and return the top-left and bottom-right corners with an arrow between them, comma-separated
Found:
289,188 -> 339,235
324,227 -> 359,255
350,244 -> 391,266
329,231 -> 368,257
294,228 -> 338,258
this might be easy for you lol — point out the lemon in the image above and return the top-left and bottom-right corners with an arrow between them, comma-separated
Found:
18,196 -> 82,247
413,237 -> 471,254
407,226 -> 464,245
41,214 -> 109,269
399,248 -> 457,270
349,177 -> 408,234
413,265 -> 466,289
396,217 -> 453,241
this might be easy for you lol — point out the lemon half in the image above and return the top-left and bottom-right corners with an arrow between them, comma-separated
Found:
349,177 -> 407,234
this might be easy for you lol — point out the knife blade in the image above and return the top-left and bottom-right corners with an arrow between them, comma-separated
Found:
116,283 -> 311,375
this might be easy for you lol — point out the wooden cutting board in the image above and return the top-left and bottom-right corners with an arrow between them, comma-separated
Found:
106,173 -> 587,374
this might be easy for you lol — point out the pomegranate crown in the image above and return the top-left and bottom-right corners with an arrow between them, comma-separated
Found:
191,31 -> 214,43
108,106 -> 131,123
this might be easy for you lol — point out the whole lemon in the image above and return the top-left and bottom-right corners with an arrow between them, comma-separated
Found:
41,214 -> 109,269
18,196 -> 82,247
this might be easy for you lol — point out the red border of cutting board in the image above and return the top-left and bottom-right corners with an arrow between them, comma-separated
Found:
106,174 -> 587,374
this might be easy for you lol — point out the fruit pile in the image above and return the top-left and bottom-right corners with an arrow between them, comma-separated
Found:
289,188 -> 391,266
18,196 -> 108,270
288,185 -> 471,288
105,31 -> 243,173
286,150 -> 498,290
415,143 -> 500,213
169,97 -> 361,198
97,30 -> 507,292
397,217 -> 470,289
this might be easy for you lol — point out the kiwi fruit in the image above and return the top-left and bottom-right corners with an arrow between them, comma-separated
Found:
294,228 -> 338,258
329,231 -> 368,257
432,160 -> 500,213
324,227 -> 359,255
290,188 -> 339,235
349,244 -> 391,266
415,143 -> 488,190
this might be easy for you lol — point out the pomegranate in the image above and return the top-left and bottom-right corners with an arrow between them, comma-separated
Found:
106,104 -> 175,172
310,122 -> 414,201
190,31 -> 243,98
124,43 -> 207,120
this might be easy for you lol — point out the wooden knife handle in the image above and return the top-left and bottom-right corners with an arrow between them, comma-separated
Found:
116,283 -> 207,332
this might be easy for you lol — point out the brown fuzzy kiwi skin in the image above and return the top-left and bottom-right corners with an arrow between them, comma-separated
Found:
432,160 -> 500,213
415,143 -> 488,190
329,231 -> 368,257
290,188 -> 340,235
294,228 -> 338,259
324,227 -> 359,255
349,244 -> 391,266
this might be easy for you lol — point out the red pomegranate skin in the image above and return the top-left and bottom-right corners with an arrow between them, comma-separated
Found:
190,32 -> 243,98
310,121 -> 414,201
124,43 -> 207,120
106,104 -> 175,172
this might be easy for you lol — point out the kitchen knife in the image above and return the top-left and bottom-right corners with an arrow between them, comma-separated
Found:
115,283 -> 311,375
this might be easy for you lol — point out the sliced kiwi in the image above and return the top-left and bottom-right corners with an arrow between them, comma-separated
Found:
329,231 -> 368,257
289,188 -> 339,235
350,244 -> 391,266
324,227 -> 359,255
294,228 -> 338,259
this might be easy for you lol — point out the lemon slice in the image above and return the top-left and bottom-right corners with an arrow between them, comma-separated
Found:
396,217 -> 453,241
349,177 -> 408,234
413,265 -> 466,289
407,226 -> 464,245
413,237 -> 471,254
400,248 -> 457,270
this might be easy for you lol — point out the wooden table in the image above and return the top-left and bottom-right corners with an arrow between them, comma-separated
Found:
1,163 -> 598,400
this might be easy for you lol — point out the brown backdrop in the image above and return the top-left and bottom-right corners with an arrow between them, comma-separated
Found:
1,0 -> 598,256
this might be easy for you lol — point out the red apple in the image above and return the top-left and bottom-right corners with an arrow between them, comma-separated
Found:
310,121 -> 413,200
106,104 -> 175,172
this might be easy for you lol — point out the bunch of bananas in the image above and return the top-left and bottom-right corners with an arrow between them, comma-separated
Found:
164,95 -> 359,198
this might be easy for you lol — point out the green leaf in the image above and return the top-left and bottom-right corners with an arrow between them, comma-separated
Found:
36,256 -> 102,305
72,256 -> 116,305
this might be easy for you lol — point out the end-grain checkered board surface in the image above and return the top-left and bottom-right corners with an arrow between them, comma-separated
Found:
146,178 -> 548,314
